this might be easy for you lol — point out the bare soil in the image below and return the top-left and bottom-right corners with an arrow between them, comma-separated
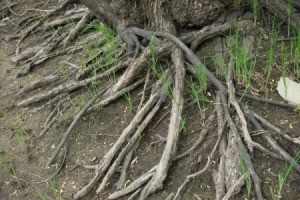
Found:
0,1 -> 300,200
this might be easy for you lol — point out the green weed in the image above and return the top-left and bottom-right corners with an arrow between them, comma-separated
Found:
36,192 -> 49,200
147,34 -> 162,78
280,42 -> 288,98
194,63 -> 207,95
59,66 -> 70,82
213,53 -> 227,79
84,23 -> 121,82
67,94 -> 86,113
187,77 -> 212,124
123,92 -> 133,110
47,180 -> 63,200
291,29 -> 300,78
270,152 -> 300,200
239,153 -> 252,198
180,117 -> 187,133
252,0 -> 258,25
147,33 -> 173,97
3,113 -> 26,147
264,18 -> 280,89
227,28 -> 262,91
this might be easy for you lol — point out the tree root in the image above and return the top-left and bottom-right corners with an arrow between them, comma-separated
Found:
15,31 -> 69,77
63,10 -> 93,47
34,144 -> 67,184
149,134 -> 167,148
16,0 -> 79,54
116,142 -> 138,191
244,107 -> 300,173
212,93 -> 226,200
138,48 -> 186,200
47,85 -> 110,166
174,111 -> 216,161
39,100 -> 70,137
173,156 -> 212,200
44,12 -> 85,28
236,92 -> 298,110
16,59 -> 129,107
251,110 -> 300,144
13,3 -> 300,199
261,0 -> 300,29
47,77 -> 146,166
15,75 -> 61,98
222,172 -> 249,200
72,75 -> 170,199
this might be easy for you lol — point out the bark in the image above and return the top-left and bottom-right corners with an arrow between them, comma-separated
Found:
261,0 -> 300,29
80,0 -> 225,29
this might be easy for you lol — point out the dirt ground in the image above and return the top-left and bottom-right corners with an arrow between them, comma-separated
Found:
1,1 -> 300,200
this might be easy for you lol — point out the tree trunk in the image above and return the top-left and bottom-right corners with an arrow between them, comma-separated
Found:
80,0 -> 225,31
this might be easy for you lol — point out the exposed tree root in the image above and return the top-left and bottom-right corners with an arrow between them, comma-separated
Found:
16,59 -> 129,107
212,93 -> 226,200
222,172 -> 249,200
47,77 -> 147,166
173,156 -> 212,200
173,103 -> 225,199
15,75 -> 61,98
261,0 -> 300,29
139,48 -> 186,200
16,0 -> 78,54
47,85 -> 110,166
11,1 -> 300,200
34,144 -> 67,184
63,10 -> 93,47
116,142 -> 138,190
44,12 -> 85,28
251,110 -> 300,144
72,75 -> 170,199
236,92 -> 298,110
39,100 -> 70,137
244,107 -> 300,173
174,111 -> 216,161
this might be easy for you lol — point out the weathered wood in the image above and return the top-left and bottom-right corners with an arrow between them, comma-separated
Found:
80,0 -> 225,29
261,0 -> 300,28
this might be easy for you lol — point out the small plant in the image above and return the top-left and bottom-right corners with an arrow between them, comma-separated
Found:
252,0 -> 258,25
36,192 -> 49,200
147,33 -> 162,78
47,180 -> 63,199
228,29 -> 256,90
187,78 -> 202,112
87,23 -> 119,65
280,41 -> 288,98
147,33 -> 173,98
123,92 -> 133,110
264,18 -> 280,89
60,66 -> 70,82
81,23 -> 122,84
213,53 -> 227,79
187,76 -> 212,124
194,63 -> 207,95
0,143 -> 11,175
239,153 -> 252,198
180,116 -> 187,133
3,113 -> 25,147
270,152 -> 300,200
227,28 -> 261,91
66,94 -> 86,112
291,29 -> 300,79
